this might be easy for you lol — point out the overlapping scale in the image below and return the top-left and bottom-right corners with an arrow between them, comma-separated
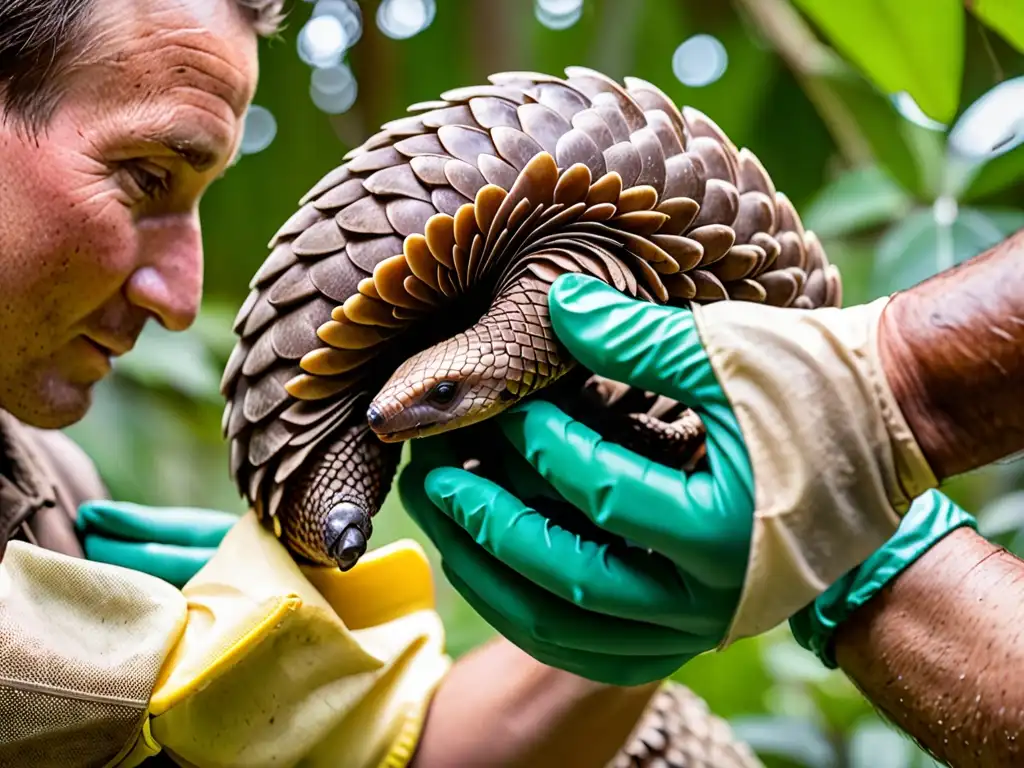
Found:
221,66 -> 843,586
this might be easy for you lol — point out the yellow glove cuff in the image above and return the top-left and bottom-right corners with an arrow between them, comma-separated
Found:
140,512 -> 450,768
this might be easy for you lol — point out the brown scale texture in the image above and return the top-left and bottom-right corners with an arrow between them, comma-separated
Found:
277,423 -> 399,564
609,682 -> 764,768
219,66 -> 839,767
221,67 -> 842,572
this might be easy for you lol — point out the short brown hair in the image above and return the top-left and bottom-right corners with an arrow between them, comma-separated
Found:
0,0 -> 286,135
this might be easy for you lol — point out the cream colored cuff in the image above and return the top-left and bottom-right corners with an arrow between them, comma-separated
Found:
691,296 -> 936,645
0,542 -> 187,768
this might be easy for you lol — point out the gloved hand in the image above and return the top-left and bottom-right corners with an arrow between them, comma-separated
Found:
76,500 -> 238,587
398,413 -> 738,686
398,272 -> 940,684
2,509 -> 447,768
121,512 -> 448,768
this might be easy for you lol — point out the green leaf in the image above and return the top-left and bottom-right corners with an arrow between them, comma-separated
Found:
961,143 -> 1024,200
791,0 -> 965,123
976,491 -> 1024,540
871,205 -> 1024,294
949,76 -> 1024,199
728,716 -> 837,767
762,639 -> 833,685
970,0 -> 1024,53
847,718 -> 916,768
803,166 -> 913,239
112,324 -> 222,403
812,68 -> 935,198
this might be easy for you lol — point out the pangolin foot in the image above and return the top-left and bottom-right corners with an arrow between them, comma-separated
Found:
325,503 -> 371,571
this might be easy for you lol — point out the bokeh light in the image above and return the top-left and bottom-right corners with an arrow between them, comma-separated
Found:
892,92 -> 946,132
310,63 -> 359,114
239,105 -> 278,155
672,34 -> 728,87
947,76 -> 1024,160
298,13 -> 347,69
313,0 -> 363,50
376,0 -> 437,40
535,0 -> 584,30
297,0 -> 363,115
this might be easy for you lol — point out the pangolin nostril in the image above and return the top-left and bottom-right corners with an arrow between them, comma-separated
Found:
366,404 -> 385,428
333,528 -> 367,572
324,502 -> 370,571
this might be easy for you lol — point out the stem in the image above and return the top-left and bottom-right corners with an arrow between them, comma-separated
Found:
731,0 -> 873,168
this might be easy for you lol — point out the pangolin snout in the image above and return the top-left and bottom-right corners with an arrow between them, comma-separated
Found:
366,403 -> 385,429
325,502 -> 371,571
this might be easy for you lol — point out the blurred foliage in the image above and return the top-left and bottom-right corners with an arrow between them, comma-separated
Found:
62,1 -> 1024,765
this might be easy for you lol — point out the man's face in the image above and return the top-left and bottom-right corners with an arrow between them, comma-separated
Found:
0,0 -> 259,428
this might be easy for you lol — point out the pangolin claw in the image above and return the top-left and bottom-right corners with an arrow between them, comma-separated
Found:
325,502 -> 370,571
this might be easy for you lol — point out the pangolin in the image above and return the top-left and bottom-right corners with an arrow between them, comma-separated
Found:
221,66 -> 841,768
221,66 -> 840,571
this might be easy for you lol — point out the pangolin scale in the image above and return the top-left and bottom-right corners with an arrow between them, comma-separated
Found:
221,67 -> 841,767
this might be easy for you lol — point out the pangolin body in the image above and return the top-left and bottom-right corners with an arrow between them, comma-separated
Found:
222,66 -> 841,571
221,66 -> 840,768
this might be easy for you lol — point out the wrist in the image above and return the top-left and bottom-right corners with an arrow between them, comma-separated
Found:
790,489 -> 976,668
832,526 -> 1024,766
413,638 -> 659,768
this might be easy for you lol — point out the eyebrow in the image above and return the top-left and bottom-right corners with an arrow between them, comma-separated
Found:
150,132 -> 223,173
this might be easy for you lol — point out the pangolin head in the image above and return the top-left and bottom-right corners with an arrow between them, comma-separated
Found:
365,339 -> 518,442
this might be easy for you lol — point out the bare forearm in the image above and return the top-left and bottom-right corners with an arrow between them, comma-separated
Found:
410,637 -> 659,768
880,228 -> 1024,480
834,527 -> 1024,766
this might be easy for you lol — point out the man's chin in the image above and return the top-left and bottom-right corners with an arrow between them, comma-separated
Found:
0,379 -> 94,430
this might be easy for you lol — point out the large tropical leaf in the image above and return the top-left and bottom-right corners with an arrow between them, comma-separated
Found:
792,0 -> 964,123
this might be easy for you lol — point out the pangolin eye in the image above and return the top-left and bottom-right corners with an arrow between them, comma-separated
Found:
426,381 -> 458,405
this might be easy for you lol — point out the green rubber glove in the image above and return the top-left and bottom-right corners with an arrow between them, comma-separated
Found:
399,271 -> 940,684
398,270 -> 758,685
399,413 -> 745,686
790,488 -> 976,668
76,500 -> 239,587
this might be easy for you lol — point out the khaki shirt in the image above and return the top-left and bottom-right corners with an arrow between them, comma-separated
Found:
0,410 -> 106,561
0,411 -> 183,766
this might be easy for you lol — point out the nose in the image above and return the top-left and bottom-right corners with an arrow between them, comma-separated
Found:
125,214 -> 203,332
367,403 -> 385,429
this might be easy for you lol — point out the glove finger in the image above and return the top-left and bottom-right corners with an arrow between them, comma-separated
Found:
82,536 -> 216,587
398,438 -> 461,530
413,475 -> 718,654
547,273 -> 730,412
425,465 -> 731,637
443,565 -> 694,687
499,400 -> 751,588
76,500 -> 238,547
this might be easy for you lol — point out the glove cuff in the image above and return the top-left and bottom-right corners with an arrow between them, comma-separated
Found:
789,489 -> 976,668
692,296 -> 939,646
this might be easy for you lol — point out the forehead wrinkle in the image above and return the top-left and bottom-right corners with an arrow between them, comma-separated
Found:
155,39 -> 255,117
87,40 -> 253,120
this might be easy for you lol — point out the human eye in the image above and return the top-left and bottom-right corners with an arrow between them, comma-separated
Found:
120,159 -> 171,199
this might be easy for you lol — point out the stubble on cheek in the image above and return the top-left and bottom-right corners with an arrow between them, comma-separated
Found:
0,139 -> 135,425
